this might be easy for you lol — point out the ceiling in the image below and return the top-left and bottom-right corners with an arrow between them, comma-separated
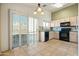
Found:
20,3 -> 75,12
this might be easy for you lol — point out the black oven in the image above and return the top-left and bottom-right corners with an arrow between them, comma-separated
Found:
59,22 -> 71,42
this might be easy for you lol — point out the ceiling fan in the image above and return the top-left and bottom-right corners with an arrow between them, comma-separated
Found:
33,3 -> 45,15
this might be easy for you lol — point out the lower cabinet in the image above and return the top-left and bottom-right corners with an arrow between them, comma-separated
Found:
49,31 -> 54,40
53,32 -> 59,39
49,32 -> 59,40
70,32 -> 78,43
40,31 -> 60,42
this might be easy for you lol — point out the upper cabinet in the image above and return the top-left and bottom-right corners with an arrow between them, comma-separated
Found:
51,21 -> 54,27
51,20 -> 60,27
69,16 -> 77,26
55,20 -> 60,27
60,18 -> 70,23
51,16 -> 78,27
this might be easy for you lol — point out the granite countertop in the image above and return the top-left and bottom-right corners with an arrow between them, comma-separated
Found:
70,31 -> 78,32
39,31 -> 50,32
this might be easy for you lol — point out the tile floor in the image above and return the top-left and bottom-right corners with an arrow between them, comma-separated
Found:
0,39 -> 78,56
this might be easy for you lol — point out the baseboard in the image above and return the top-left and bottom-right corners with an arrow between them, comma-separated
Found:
49,38 -> 59,40
70,41 -> 78,44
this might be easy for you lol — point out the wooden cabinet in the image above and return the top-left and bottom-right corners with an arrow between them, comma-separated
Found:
69,16 -> 77,26
70,32 -> 78,43
55,20 -> 60,27
53,21 -> 57,27
51,16 -> 77,27
53,32 -> 59,39
51,21 -> 55,27
51,18 -> 70,27
51,20 -> 60,27
49,31 -> 54,40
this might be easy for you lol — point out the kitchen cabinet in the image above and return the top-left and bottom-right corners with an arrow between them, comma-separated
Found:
51,21 -> 54,27
51,16 -> 77,27
49,31 -> 59,40
60,19 -> 65,23
70,32 -> 78,43
51,20 -> 60,27
55,20 -> 60,27
63,18 -> 69,22
53,21 -> 57,27
49,31 -> 54,40
53,32 -> 59,39
69,16 -> 77,26
51,18 -> 70,27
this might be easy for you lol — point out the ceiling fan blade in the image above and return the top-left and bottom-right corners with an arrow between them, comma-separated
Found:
42,4 -> 47,7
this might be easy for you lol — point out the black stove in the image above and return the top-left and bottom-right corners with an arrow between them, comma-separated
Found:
59,22 -> 71,42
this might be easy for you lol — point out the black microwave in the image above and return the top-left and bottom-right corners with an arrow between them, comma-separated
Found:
60,22 -> 70,27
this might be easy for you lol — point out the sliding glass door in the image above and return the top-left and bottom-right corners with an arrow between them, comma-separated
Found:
12,14 -> 20,48
11,12 -> 39,49
27,17 -> 38,46
12,14 -> 28,48
20,16 -> 28,46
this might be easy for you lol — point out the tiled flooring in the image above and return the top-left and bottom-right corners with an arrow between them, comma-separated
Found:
0,39 -> 78,56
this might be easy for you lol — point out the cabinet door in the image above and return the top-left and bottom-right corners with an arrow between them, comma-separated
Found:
60,19 -> 65,23
49,32 -> 54,39
51,21 -> 54,27
69,16 -> 77,26
54,20 -> 60,27
70,32 -> 78,43
56,20 -> 60,27
53,21 -> 57,27
53,32 -> 59,39
51,19 -> 61,27
64,18 -> 70,22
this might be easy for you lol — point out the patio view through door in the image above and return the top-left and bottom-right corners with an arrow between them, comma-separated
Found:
12,13 -> 39,49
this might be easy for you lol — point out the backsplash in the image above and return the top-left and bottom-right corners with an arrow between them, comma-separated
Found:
50,26 -> 78,32
50,27 -> 61,32
71,27 -> 78,31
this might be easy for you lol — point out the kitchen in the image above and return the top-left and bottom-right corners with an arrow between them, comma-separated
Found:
40,3 -> 78,44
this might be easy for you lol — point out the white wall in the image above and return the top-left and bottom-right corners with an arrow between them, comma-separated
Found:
78,4 -> 79,56
0,4 -> 1,51
0,3 -> 51,51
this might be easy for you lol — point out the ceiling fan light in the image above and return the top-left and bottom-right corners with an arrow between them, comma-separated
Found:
33,11 -> 37,14
41,12 -> 44,15
37,7 -> 42,12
